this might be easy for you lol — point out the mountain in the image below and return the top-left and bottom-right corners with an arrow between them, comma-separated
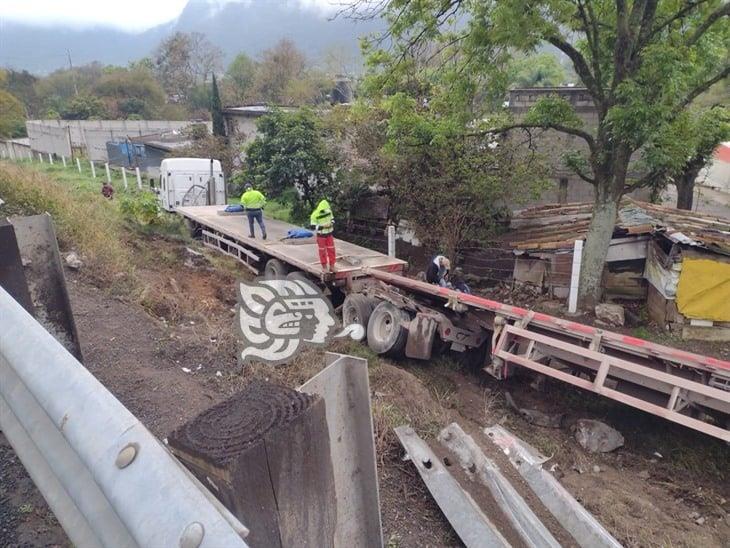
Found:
0,0 -> 380,74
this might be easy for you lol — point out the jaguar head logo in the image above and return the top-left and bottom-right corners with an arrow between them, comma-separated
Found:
236,277 -> 336,365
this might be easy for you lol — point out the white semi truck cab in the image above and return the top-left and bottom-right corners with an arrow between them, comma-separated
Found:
155,158 -> 226,212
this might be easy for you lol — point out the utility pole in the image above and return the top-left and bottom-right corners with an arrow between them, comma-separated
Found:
67,49 -> 79,96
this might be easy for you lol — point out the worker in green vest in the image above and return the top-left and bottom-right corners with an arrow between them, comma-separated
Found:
310,199 -> 336,273
240,183 -> 267,239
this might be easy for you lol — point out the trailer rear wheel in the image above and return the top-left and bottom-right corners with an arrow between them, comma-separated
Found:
264,258 -> 289,279
342,294 -> 377,334
285,270 -> 311,284
367,301 -> 410,357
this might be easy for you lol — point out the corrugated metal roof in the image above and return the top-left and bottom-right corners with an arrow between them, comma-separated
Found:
504,198 -> 730,255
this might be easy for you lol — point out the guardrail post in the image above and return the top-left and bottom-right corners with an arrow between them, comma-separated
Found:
39,152 -> 44,163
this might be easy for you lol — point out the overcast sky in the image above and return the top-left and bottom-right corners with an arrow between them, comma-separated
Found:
0,0 -> 337,31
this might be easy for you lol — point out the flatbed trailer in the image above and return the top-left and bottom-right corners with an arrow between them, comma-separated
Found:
176,205 -> 730,443
176,205 -> 406,280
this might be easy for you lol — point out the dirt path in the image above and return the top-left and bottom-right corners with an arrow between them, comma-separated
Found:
2,247 -> 729,547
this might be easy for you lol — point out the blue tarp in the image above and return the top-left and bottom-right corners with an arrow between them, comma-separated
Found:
225,204 -> 244,212
286,228 -> 313,239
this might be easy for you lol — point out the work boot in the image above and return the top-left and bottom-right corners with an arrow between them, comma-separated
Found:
249,233 -> 255,239
262,234 -> 267,240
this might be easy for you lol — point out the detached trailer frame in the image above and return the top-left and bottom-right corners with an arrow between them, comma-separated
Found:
175,206 -> 730,443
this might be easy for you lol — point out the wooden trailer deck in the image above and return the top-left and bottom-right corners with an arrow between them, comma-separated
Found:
176,205 -> 407,279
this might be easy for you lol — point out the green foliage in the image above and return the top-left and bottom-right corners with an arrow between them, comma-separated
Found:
211,75 -> 225,137
119,191 -> 162,226
0,89 -> 26,138
0,69 -> 40,117
510,53 -> 567,87
523,95 -> 584,129
225,53 -> 257,103
245,108 -> 340,222
60,94 -> 106,120
93,67 -> 166,118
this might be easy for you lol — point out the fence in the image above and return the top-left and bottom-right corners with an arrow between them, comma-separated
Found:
25,120 -> 212,162
0,286 -> 249,547
0,139 -> 32,160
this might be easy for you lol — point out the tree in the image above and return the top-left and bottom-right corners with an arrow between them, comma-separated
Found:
510,53 -> 567,87
211,74 -> 225,137
644,106 -> 730,209
1,69 -> 40,117
253,39 -> 312,105
93,67 -> 166,119
35,63 -> 104,115
246,109 -> 340,221
154,32 -> 197,101
60,94 -> 106,120
0,89 -> 26,138
225,53 -> 257,103
351,0 -> 730,309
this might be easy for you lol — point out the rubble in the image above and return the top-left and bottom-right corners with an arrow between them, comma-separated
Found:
574,419 -> 624,453
505,392 -> 564,428
64,251 -> 82,270
594,303 -> 625,326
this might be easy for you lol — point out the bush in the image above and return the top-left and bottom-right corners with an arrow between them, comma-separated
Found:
120,191 -> 161,225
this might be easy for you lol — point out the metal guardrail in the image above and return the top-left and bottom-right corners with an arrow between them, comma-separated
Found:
0,286 -> 249,548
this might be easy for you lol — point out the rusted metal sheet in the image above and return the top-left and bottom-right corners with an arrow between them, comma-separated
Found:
394,426 -> 509,548
9,214 -> 82,361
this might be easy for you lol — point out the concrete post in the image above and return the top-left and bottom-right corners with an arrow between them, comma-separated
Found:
568,239 -> 583,314
104,163 -> 111,183
76,158 -> 82,173
39,153 -> 43,163
90,161 -> 96,178
121,167 -> 128,190
48,153 -> 54,165
387,225 -> 396,258
61,156 -> 67,168
1,150 -> 5,159
135,167 -> 142,189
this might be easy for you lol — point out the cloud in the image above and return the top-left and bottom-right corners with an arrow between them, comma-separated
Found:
0,0 -> 339,32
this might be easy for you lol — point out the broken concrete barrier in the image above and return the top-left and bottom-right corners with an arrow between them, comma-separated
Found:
574,419 -> 624,453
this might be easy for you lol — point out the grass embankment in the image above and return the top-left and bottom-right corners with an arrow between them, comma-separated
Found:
0,159 -> 186,281
0,160 -> 131,276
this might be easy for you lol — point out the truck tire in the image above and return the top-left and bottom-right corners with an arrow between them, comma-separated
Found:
285,270 -> 311,284
367,301 -> 410,357
342,294 -> 377,334
264,258 -> 289,279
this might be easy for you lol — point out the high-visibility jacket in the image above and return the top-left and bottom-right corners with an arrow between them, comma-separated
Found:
310,199 -> 334,234
240,189 -> 266,210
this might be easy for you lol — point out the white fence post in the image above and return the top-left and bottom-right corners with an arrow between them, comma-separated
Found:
387,225 -> 396,258
1,150 -> 5,159
568,239 -> 583,314
61,156 -> 67,168
104,163 -> 111,183
121,167 -> 128,190
39,153 -> 44,163
48,153 -> 54,165
90,161 -> 96,178
76,158 -> 82,173
135,167 -> 142,189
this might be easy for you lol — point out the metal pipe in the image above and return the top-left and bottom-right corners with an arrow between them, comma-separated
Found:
0,286 -> 248,548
